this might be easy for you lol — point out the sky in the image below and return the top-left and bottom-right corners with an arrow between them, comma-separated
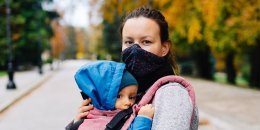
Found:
42,0 -> 102,28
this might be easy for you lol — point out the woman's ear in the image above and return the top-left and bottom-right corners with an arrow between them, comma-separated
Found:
161,41 -> 170,57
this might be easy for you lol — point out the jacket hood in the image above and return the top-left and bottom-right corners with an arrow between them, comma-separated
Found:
74,61 -> 125,110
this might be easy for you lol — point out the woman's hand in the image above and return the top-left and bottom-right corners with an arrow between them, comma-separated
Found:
138,104 -> 155,119
74,98 -> 94,122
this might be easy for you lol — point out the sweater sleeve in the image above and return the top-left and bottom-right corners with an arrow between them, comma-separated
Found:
65,119 -> 84,130
151,82 -> 193,130
128,115 -> 152,130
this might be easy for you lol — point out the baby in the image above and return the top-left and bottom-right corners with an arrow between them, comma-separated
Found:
74,61 -> 154,130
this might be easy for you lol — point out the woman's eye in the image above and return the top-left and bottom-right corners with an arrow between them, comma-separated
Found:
142,40 -> 152,45
124,41 -> 134,46
117,95 -> 121,98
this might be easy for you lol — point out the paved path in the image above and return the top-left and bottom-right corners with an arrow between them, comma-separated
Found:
187,77 -> 260,130
0,62 -> 56,113
0,60 -> 88,130
0,60 -> 259,130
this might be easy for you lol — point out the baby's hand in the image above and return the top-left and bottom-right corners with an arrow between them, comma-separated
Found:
138,104 -> 155,119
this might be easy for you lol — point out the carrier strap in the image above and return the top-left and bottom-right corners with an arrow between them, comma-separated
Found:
139,75 -> 195,107
105,107 -> 133,130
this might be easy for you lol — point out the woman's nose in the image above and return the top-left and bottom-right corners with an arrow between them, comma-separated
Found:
134,42 -> 140,46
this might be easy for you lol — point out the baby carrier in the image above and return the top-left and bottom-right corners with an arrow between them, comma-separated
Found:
74,61 -> 196,130
106,75 -> 196,130
78,108 -> 121,130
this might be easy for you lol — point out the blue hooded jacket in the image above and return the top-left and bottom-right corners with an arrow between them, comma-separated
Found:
74,61 -> 125,110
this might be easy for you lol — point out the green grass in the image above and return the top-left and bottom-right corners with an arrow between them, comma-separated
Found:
236,76 -> 248,87
0,71 -> 6,77
214,72 -> 249,87
214,72 -> 227,83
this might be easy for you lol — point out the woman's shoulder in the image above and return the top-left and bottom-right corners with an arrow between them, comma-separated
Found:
153,75 -> 196,106
152,75 -> 192,89
151,78 -> 197,130
153,75 -> 193,93
161,82 -> 187,89
154,81 -> 199,130
156,82 -> 190,98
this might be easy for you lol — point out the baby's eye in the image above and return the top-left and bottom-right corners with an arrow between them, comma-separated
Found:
117,95 -> 121,99
129,96 -> 136,100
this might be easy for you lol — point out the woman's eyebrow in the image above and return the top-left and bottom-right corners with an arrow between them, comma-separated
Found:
123,36 -> 152,39
140,36 -> 153,40
123,36 -> 133,40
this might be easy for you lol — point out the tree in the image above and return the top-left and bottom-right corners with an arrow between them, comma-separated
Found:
50,19 -> 65,59
0,0 -> 53,70
206,0 -> 259,86
153,0 -> 215,79
154,0 -> 259,86
99,0 -> 260,87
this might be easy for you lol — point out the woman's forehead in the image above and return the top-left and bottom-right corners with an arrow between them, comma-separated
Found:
122,17 -> 160,37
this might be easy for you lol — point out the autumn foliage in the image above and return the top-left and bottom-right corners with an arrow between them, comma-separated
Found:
99,0 -> 259,87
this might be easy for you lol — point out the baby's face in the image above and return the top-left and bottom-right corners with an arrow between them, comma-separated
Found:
115,85 -> 138,110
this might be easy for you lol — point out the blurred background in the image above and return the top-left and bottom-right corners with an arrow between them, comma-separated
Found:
1,0 -> 259,88
0,0 -> 260,129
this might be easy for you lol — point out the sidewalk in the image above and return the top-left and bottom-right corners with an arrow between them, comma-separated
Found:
0,62 -> 60,113
186,77 -> 260,130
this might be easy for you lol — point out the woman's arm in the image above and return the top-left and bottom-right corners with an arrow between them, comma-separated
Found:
65,99 -> 94,130
151,82 -> 195,130
74,99 -> 93,122
65,119 -> 84,130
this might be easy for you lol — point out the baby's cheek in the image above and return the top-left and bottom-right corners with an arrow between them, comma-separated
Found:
115,101 -> 119,108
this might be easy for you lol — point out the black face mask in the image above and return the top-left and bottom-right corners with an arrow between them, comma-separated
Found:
122,44 -> 174,94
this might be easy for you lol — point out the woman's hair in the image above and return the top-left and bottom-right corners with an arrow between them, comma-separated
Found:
120,6 -> 179,74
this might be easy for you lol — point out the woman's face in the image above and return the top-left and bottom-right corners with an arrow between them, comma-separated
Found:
122,17 -> 169,57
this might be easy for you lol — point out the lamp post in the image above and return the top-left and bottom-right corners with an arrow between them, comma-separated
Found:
33,2 -> 43,75
37,39 -> 43,75
37,2 -> 43,75
5,0 -> 16,89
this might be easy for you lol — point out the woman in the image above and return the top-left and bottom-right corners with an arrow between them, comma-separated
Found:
67,6 -> 198,130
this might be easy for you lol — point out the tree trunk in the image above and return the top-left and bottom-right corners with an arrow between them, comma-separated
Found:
249,38 -> 260,88
192,45 -> 214,80
225,51 -> 236,84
